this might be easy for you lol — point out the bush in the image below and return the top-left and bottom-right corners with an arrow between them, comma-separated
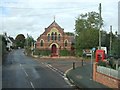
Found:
34,49 -> 51,56
60,49 -> 70,56
75,49 -> 83,57
25,47 -> 32,55
98,60 -> 106,67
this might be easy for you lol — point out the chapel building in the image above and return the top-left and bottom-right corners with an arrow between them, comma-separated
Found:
36,20 -> 74,57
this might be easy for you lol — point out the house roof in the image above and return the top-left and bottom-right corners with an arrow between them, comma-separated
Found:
46,20 -> 63,30
8,37 -> 15,43
37,20 -> 65,41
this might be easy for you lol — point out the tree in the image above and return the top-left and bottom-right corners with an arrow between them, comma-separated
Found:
65,32 -> 74,36
75,11 -> 103,56
75,12 -> 102,34
25,35 -> 34,47
111,35 -> 120,57
15,34 -> 25,48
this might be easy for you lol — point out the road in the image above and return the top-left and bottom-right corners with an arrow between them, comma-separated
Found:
2,49 -> 73,89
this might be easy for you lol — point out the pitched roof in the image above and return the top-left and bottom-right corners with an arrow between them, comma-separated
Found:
46,20 -> 63,30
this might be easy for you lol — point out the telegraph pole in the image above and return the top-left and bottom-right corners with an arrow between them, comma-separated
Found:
99,3 -> 102,50
110,25 -> 112,55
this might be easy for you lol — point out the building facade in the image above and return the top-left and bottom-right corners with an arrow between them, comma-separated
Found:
36,20 -> 74,56
3,32 -> 14,51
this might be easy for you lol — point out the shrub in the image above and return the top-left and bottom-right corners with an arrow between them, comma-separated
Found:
60,49 -> 70,56
25,47 -> 32,55
98,60 -> 106,67
34,49 -> 51,56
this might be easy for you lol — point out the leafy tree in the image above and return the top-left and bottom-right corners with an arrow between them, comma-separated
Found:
65,32 -> 74,36
100,30 -> 120,56
25,35 -> 34,47
75,12 -> 102,34
15,34 -> 25,48
75,11 -> 103,56
111,36 -> 120,56
24,35 -> 35,55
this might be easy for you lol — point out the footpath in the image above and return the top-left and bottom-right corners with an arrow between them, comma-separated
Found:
66,64 -> 112,89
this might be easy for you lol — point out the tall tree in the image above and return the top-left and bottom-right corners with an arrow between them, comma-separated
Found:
75,11 -> 103,56
111,32 -> 120,56
15,34 -> 25,48
25,35 -> 34,47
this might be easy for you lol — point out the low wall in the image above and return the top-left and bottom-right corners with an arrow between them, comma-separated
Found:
93,62 -> 120,88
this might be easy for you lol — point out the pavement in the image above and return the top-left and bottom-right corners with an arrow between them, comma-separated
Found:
66,64 -> 112,89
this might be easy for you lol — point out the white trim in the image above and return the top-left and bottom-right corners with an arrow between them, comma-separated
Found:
49,43 -> 59,48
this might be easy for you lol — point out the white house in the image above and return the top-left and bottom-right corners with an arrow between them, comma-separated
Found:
3,32 -> 13,51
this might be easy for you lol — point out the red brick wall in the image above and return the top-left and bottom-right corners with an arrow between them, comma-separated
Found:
36,21 -> 72,51
93,62 -> 120,89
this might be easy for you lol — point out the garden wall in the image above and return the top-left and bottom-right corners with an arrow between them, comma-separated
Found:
93,62 -> 120,88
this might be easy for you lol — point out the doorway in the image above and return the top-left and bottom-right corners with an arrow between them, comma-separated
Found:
51,44 -> 57,56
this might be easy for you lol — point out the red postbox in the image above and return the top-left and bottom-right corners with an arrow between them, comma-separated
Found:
96,50 -> 105,62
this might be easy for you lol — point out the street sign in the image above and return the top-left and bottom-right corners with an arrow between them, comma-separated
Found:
92,48 -> 96,51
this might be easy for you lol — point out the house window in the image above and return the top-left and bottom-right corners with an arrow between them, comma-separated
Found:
65,40 -> 68,47
51,32 -> 54,40
48,34 -> 50,42
58,34 -> 60,41
55,32 -> 57,40
40,40 -> 44,47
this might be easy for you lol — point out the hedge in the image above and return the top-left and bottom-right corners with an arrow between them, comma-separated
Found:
33,49 -> 51,56
59,49 -> 70,56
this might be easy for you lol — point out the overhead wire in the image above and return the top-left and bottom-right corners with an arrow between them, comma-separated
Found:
0,6 -> 81,17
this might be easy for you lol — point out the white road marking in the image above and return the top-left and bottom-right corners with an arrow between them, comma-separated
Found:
45,63 -> 65,79
20,64 -> 21,67
43,62 -> 74,87
20,64 -> 29,77
30,81 -> 34,88
48,64 -> 52,67
24,70 -> 28,77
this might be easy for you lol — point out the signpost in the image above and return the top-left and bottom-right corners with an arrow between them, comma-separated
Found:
90,48 -> 96,80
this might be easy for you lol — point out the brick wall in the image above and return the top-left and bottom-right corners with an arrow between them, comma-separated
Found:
93,62 -> 120,88
36,21 -> 72,51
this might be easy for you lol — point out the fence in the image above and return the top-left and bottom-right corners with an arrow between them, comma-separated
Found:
93,62 -> 120,88
97,66 -> 120,79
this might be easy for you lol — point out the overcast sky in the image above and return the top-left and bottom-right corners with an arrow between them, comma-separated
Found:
0,0 -> 119,40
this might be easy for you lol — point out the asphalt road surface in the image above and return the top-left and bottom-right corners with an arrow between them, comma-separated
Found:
2,49 -> 73,89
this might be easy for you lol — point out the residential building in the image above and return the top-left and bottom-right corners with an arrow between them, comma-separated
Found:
3,32 -> 14,51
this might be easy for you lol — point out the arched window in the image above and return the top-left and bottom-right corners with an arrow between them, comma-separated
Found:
58,34 -> 60,41
55,32 -> 57,40
40,40 -> 44,47
48,34 -> 50,42
51,32 -> 54,40
65,40 -> 68,47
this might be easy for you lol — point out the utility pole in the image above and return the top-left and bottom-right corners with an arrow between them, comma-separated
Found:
99,3 -> 102,50
110,25 -> 112,55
